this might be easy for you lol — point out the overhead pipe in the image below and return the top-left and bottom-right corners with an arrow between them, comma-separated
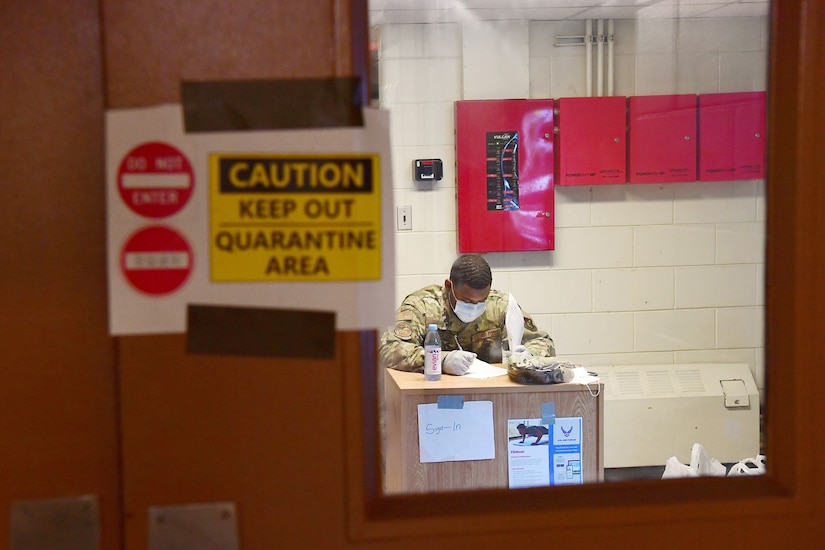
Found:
596,19 -> 604,96
585,19 -> 593,97
608,19 -> 615,96
556,19 -> 616,97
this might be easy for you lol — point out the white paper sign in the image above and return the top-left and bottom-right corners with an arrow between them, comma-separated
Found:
417,401 -> 495,463
105,105 -> 395,335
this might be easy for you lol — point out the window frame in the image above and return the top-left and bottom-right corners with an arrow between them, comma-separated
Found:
345,0 -> 812,541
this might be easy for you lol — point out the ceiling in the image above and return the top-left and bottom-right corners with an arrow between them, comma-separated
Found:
369,0 -> 770,25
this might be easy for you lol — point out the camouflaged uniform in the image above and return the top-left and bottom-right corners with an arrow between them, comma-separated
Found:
379,284 -> 555,372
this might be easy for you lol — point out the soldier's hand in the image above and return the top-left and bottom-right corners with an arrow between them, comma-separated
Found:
443,350 -> 476,375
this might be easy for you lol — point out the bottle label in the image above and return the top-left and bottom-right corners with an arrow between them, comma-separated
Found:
424,346 -> 441,375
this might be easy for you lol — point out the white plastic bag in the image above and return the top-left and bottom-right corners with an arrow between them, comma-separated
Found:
727,455 -> 766,476
689,443 -> 727,477
662,455 -> 698,479
662,443 -> 725,478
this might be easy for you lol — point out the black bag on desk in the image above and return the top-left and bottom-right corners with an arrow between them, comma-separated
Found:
507,355 -> 576,385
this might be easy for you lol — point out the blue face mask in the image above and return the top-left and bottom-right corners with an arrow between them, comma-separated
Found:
450,285 -> 487,323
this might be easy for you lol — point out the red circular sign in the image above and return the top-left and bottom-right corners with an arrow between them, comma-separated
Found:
120,225 -> 194,296
117,141 -> 194,218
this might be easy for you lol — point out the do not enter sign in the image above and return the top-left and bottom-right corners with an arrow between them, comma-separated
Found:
120,225 -> 194,296
117,141 -> 194,218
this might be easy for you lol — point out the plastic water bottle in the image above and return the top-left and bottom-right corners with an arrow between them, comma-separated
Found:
424,323 -> 442,381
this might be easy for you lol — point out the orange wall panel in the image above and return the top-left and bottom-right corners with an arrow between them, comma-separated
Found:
0,1 -> 120,547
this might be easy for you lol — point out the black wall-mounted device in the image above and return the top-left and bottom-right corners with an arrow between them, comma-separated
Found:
413,159 -> 443,181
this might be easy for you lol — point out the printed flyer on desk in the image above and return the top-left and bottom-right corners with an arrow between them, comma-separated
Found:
507,417 -> 583,488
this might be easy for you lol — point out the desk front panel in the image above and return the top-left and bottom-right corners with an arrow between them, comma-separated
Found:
384,369 -> 603,493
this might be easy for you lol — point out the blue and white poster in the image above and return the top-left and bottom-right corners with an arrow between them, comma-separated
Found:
550,417 -> 583,485
507,417 -> 583,488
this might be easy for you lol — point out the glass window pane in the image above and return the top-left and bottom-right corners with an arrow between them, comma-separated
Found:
371,0 -> 769,493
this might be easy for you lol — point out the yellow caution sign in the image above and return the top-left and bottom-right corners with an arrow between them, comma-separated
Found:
209,154 -> 381,281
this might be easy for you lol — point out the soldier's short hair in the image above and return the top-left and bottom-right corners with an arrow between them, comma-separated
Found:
450,254 -> 492,290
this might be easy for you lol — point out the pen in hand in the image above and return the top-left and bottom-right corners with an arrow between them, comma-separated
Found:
454,334 -> 463,351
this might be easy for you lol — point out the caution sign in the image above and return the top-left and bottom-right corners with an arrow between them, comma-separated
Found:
209,154 -> 381,281
120,225 -> 194,295
117,141 -> 194,218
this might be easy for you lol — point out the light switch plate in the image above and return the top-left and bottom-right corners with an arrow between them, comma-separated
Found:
397,205 -> 412,230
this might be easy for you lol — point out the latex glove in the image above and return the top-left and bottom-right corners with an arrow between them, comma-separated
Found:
511,345 -> 531,355
442,350 -> 477,375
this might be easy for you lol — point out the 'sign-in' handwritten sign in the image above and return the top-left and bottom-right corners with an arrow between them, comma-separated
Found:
417,401 -> 495,463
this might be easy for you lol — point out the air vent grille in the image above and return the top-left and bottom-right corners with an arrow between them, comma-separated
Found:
614,371 -> 644,395
646,369 -> 676,393
675,369 -> 706,393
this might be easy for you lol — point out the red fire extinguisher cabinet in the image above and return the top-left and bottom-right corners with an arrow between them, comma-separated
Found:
628,94 -> 698,183
698,91 -> 766,181
556,96 -> 627,186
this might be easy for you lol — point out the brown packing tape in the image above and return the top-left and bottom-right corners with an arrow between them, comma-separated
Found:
186,304 -> 336,359
181,77 -> 364,132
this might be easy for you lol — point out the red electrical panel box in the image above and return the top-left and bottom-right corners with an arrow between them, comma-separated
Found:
698,91 -> 766,181
556,96 -> 627,186
628,94 -> 697,183
455,99 -> 555,253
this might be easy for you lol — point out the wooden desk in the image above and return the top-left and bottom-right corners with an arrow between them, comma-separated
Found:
384,368 -> 604,493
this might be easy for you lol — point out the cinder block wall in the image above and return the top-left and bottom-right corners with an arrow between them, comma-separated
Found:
378,16 -> 767,399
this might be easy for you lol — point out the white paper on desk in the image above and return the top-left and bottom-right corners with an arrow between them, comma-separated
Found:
417,401 -> 495,463
505,292 -> 524,350
464,358 -> 508,379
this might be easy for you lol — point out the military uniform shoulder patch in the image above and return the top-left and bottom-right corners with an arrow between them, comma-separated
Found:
397,310 -> 415,322
393,321 -> 413,340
